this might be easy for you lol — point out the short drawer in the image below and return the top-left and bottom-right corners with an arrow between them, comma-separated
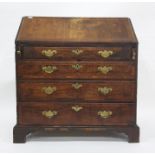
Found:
17,61 -> 136,80
21,47 -> 134,61
18,81 -> 136,102
18,103 -> 136,126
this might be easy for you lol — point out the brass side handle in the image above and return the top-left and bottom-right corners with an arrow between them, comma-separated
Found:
42,110 -> 58,119
42,86 -> 57,95
98,66 -> 112,74
41,49 -> 57,58
98,50 -> 113,58
72,64 -> 83,70
132,50 -> 136,60
72,83 -> 82,89
72,105 -> 83,112
98,110 -> 112,119
98,87 -> 112,95
42,65 -> 57,74
16,50 -> 21,55
72,49 -> 83,55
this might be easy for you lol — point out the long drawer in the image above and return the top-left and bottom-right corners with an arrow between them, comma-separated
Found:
17,61 -> 136,80
21,46 -> 133,61
18,102 -> 136,126
18,81 -> 136,102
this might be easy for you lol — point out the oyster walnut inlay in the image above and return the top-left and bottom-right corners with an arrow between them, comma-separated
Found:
14,17 -> 139,143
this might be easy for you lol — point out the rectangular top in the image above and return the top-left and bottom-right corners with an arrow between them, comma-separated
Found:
16,17 -> 137,44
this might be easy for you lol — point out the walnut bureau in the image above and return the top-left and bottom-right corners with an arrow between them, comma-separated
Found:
13,17 -> 139,143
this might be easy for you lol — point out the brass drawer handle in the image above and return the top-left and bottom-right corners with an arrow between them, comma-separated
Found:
42,110 -> 58,119
72,49 -> 83,55
42,65 -> 57,74
72,105 -> 83,112
98,66 -> 112,74
72,83 -> 82,89
42,49 -> 57,58
98,87 -> 112,95
98,50 -> 113,58
72,64 -> 82,70
132,50 -> 136,60
98,110 -> 112,119
42,86 -> 56,95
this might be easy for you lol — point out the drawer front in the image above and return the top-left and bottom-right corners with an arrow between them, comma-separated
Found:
18,81 -> 136,102
18,103 -> 135,126
22,47 -> 133,61
17,61 -> 136,80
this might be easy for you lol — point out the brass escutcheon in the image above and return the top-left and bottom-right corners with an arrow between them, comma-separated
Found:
72,83 -> 82,89
72,49 -> 83,55
72,105 -> 83,112
72,64 -> 82,70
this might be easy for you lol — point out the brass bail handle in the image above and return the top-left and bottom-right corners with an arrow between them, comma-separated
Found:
98,87 -> 112,95
42,110 -> 58,119
98,110 -> 112,119
98,50 -> 113,58
16,50 -> 21,55
97,66 -> 112,74
42,49 -> 57,58
42,65 -> 57,74
42,86 -> 57,95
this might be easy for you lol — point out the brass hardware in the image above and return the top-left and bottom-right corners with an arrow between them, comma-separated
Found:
98,87 -> 112,95
42,66 -> 57,74
42,49 -> 57,58
98,50 -> 113,58
98,66 -> 112,74
72,105 -> 83,112
72,83 -> 82,89
72,49 -> 83,55
16,51 -> 21,55
132,50 -> 136,60
42,86 -> 57,95
98,110 -> 112,119
42,110 -> 57,119
72,64 -> 82,70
